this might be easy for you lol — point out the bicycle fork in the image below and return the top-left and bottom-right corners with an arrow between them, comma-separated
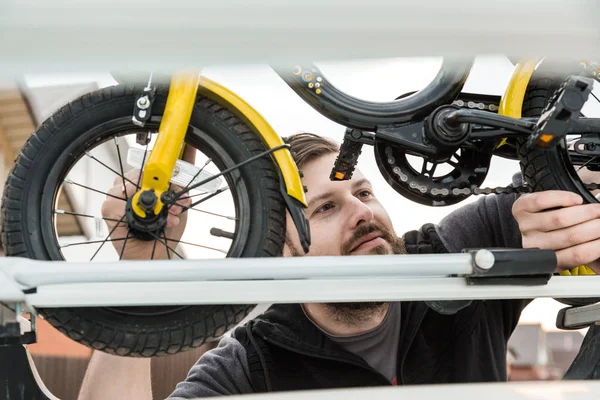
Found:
131,71 -> 200,219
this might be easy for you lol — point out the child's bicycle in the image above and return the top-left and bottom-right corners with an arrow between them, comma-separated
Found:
2,57 -> 600,356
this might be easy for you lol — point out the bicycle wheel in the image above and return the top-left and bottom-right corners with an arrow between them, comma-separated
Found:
1,83 -> 286,356
518,61 -> 600,306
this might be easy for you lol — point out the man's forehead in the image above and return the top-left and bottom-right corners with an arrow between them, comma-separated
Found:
303,155 -> 370,205
303,153 -> 365,184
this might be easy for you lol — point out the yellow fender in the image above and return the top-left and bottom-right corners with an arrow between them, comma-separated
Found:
498,59 -> 595,276
197,76 -> 311,252
197,76 -> 307,207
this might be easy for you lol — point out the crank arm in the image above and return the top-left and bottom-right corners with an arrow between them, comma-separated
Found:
376,122 -> 439,158
568,118 -> 600,135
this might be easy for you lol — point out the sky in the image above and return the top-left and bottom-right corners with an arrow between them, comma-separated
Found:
23,55 -> 599,332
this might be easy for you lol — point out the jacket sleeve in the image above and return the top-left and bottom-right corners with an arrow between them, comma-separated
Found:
427,173 -> 530,316
168,335 -> 254,398
435,173 -> 523,253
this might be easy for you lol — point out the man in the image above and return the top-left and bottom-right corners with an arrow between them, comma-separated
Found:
79,133 -> 600,399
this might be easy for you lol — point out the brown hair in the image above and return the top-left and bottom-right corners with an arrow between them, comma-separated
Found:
283,132 -> 339,170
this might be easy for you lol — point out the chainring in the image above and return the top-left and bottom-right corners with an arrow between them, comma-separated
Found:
374,141 -> 496,206
375,141 -> 600,205
374,83 -> 600,206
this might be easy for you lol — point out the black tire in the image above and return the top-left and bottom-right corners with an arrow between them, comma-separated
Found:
518,63 -> 600,307
0,84 -> 286,356
519,65 -> 597,202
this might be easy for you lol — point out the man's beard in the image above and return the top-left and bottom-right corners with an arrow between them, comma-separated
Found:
329,221 -> 407,325
341,220 -> 406,256
286,221 -> 407,326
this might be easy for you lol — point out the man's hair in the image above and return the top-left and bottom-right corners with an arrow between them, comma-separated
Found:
284,133 -> 339,170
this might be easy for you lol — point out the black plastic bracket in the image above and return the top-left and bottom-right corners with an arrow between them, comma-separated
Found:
278,170 -> 311,254
464,248 -> 557,286
557,302 -> 600,330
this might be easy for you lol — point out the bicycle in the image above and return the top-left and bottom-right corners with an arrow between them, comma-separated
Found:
2,57 -> 600,356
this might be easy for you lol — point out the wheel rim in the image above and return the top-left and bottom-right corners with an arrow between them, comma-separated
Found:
39,116 -> 252,317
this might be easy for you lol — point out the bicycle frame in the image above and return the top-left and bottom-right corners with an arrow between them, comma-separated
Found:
130,57 -> 541,228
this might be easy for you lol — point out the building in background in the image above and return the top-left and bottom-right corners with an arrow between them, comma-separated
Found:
508,324 -> 585,381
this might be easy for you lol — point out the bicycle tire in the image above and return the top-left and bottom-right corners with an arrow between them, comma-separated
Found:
1,83 -> 286,356
518,62 -> 600,307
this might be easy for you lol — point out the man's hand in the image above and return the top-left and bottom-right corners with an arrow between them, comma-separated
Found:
101,146 -> 195,260
512,190 -> 600,272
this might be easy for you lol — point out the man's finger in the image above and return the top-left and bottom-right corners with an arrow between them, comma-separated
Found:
518,203 -> 600,233
169,205 -> 182,215
166,214 -> 180,229
123,181 -> 139,199
513,191 -> 582,214
106,184 -> 128,200
124,168 -> 142,182
556,238 -> 600,270
526,218 -> 600,251
182,145 -> 197,164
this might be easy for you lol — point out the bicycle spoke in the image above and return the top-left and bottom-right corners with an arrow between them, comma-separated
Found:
147,229 -> 184,260
164,230 -> 171,260
577,155 -> 600,172
119,228 -> 131,260
172,144 -> 289,200
148,230 -> 184,259
169,238 -> 228,254
85,150 -> 139,189
591,92 -> 600,104
113,137 -> 137,190
64,179 -> 126,201
181,187 -> 230,214
89,214 -> 126,261
187,207 -> 237,220
137,142 -> 149,189
150,237 -> 158,260
173,190 -> 236,220
54,209 -> 122,223
179,157 -> 212,197
60,236 -> 131,248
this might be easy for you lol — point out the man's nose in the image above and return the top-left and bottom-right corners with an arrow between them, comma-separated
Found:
347,197 -> 374,228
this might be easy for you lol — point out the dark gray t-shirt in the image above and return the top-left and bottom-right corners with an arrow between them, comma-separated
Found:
307,302 -> 402,383
169,178 -> 523,398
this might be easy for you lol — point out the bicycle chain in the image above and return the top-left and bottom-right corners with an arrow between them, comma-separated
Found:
454,182 -> 600,197
443,95 -> 600,197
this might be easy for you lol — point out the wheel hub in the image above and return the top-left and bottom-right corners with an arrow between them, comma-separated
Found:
125,193 -> 168,241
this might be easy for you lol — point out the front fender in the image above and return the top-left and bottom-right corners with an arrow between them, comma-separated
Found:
197,76 -> 310,252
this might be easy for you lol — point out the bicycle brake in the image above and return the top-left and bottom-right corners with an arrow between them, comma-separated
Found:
330,128 -> 374,181
132,84 -> 157,129
527,75 -> 594,149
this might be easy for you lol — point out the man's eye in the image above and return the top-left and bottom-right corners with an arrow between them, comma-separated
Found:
316,203 -> 334,213
358,190 -> 373,198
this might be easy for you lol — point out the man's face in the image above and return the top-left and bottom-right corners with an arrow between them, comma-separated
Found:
284,153 -> 406,257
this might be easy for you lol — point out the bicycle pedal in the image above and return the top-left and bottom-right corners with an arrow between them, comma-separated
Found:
330,129 -> 368,181
527,75 -> 594,149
